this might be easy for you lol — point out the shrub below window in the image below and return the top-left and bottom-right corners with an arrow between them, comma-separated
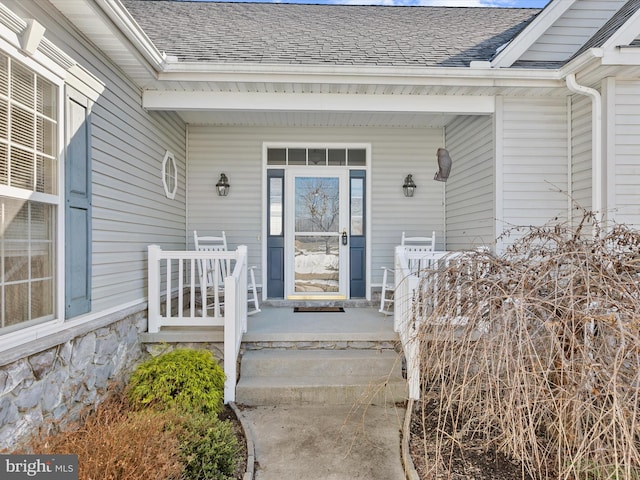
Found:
127,348 -> 226,414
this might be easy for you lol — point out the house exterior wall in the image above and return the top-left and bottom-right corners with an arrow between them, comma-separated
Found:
571,93 -> 593,222
497,96 -> 569,246
520,0 -> 626,62
186,126 -> 445,291
444,115 -> 495,250
0,1 -> 187,447
612,79 -> 640,227
6,0 -> 188,315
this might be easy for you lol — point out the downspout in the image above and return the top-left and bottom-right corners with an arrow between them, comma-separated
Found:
565,73 -> 603,230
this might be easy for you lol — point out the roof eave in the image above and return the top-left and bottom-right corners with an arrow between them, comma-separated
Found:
158,60 -> 564,88
559,48 -> 604,75
94,0 -> 166,69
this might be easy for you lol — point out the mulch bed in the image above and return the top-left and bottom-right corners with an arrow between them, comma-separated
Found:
408,398 -> 534,480
219,405 -> 249,480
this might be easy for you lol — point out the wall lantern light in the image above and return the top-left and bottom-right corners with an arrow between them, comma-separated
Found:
403,174 -> 417,197
216,173 -> 230,196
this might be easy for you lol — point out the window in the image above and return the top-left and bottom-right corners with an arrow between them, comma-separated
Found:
0,52 -> 58,332
266,147 -> 367,166
162,150 -> 177,199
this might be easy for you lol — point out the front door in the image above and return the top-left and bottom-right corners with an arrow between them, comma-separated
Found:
265,145 -> 368,301
285,169 -> 348,299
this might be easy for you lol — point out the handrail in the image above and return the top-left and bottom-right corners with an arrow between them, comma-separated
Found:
393,247 -> 453,400
147,244 -> 248,403
223,245 -> 247,403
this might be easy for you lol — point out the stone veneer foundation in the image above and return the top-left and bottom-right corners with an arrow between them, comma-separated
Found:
0,306 -> 150,450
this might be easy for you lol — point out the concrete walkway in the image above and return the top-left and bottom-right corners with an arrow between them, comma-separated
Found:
239,404 -> 406,480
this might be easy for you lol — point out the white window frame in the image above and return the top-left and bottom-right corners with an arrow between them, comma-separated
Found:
0,36 -> 66,350
162,150 -> 178,200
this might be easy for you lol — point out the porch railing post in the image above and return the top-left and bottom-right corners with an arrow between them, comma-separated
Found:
147,245 -> 161,333
224,274 -> 237,404
223,245 -> 248,404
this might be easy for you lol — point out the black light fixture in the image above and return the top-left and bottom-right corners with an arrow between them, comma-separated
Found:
216,173 -> 230,196
403,174 -> 416,197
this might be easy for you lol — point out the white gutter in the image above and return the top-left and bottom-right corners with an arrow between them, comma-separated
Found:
94,0 -> 166,69
565,73 -> 603,228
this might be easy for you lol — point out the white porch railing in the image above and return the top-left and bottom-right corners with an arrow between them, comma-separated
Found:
393,247 -> 458,400
147,244 -> 248,403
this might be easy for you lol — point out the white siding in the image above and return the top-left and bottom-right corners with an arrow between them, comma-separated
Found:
186,126 -> 445,289
444,115 -> 495,250
521,0 -> 625,62
613,80 -> 640,227
571,94 -> 593,223
499,97 -> 569,242
14,1 -> 188,312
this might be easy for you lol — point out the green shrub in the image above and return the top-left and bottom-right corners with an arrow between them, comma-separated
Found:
127,348 -> 225,414
178,414 -> 240,480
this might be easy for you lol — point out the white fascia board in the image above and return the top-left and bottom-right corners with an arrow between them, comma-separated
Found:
602,46 -> 640,65
559,48 -> 603,76
491,0 -> 576,68
601,8 -> 640,64
159,61 -> 562,86
94,0 -> 166,69
143,90 -> 495,114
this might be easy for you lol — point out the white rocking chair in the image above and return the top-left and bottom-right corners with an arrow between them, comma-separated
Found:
194,230 -> 229,318
193,230 -> 260,317
379,231 -> 436,315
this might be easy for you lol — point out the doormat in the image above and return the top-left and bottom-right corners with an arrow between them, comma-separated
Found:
293,306 -> 345,313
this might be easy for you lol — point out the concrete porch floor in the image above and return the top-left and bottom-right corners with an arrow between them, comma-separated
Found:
140,304 -> 398,344
245,304 -> 397,343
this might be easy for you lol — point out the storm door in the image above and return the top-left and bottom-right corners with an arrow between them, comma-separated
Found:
285,169 -> 349,299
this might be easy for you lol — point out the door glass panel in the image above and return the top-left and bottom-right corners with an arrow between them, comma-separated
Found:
348,149 -> 366,166
294,236 -> 339,292
267,148 -> 286,165
288,148 -> 306,165
350,177 -> 364,235
294,176 -> 340,293
308,149 -> 326,166
269,177 -> 283,236
328,149 -> 346,166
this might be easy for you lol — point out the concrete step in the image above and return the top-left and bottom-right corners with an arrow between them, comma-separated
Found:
240,349 -> 403,378
235,349 -> 407,406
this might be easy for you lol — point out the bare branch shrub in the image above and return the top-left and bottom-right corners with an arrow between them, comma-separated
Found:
414,213 -> 640,479
22,389 -> 184,480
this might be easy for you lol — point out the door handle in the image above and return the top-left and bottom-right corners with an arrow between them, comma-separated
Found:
342,228 -> 348,245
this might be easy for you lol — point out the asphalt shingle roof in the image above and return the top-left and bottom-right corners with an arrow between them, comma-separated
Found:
121,0 -> 539,67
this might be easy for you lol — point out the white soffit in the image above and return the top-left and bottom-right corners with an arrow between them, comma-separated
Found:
177,110 -> 459,128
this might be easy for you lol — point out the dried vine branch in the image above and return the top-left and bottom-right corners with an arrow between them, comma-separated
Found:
414,213 -> 640,479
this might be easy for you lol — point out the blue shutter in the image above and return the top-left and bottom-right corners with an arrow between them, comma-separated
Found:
65,94 -> 92,318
